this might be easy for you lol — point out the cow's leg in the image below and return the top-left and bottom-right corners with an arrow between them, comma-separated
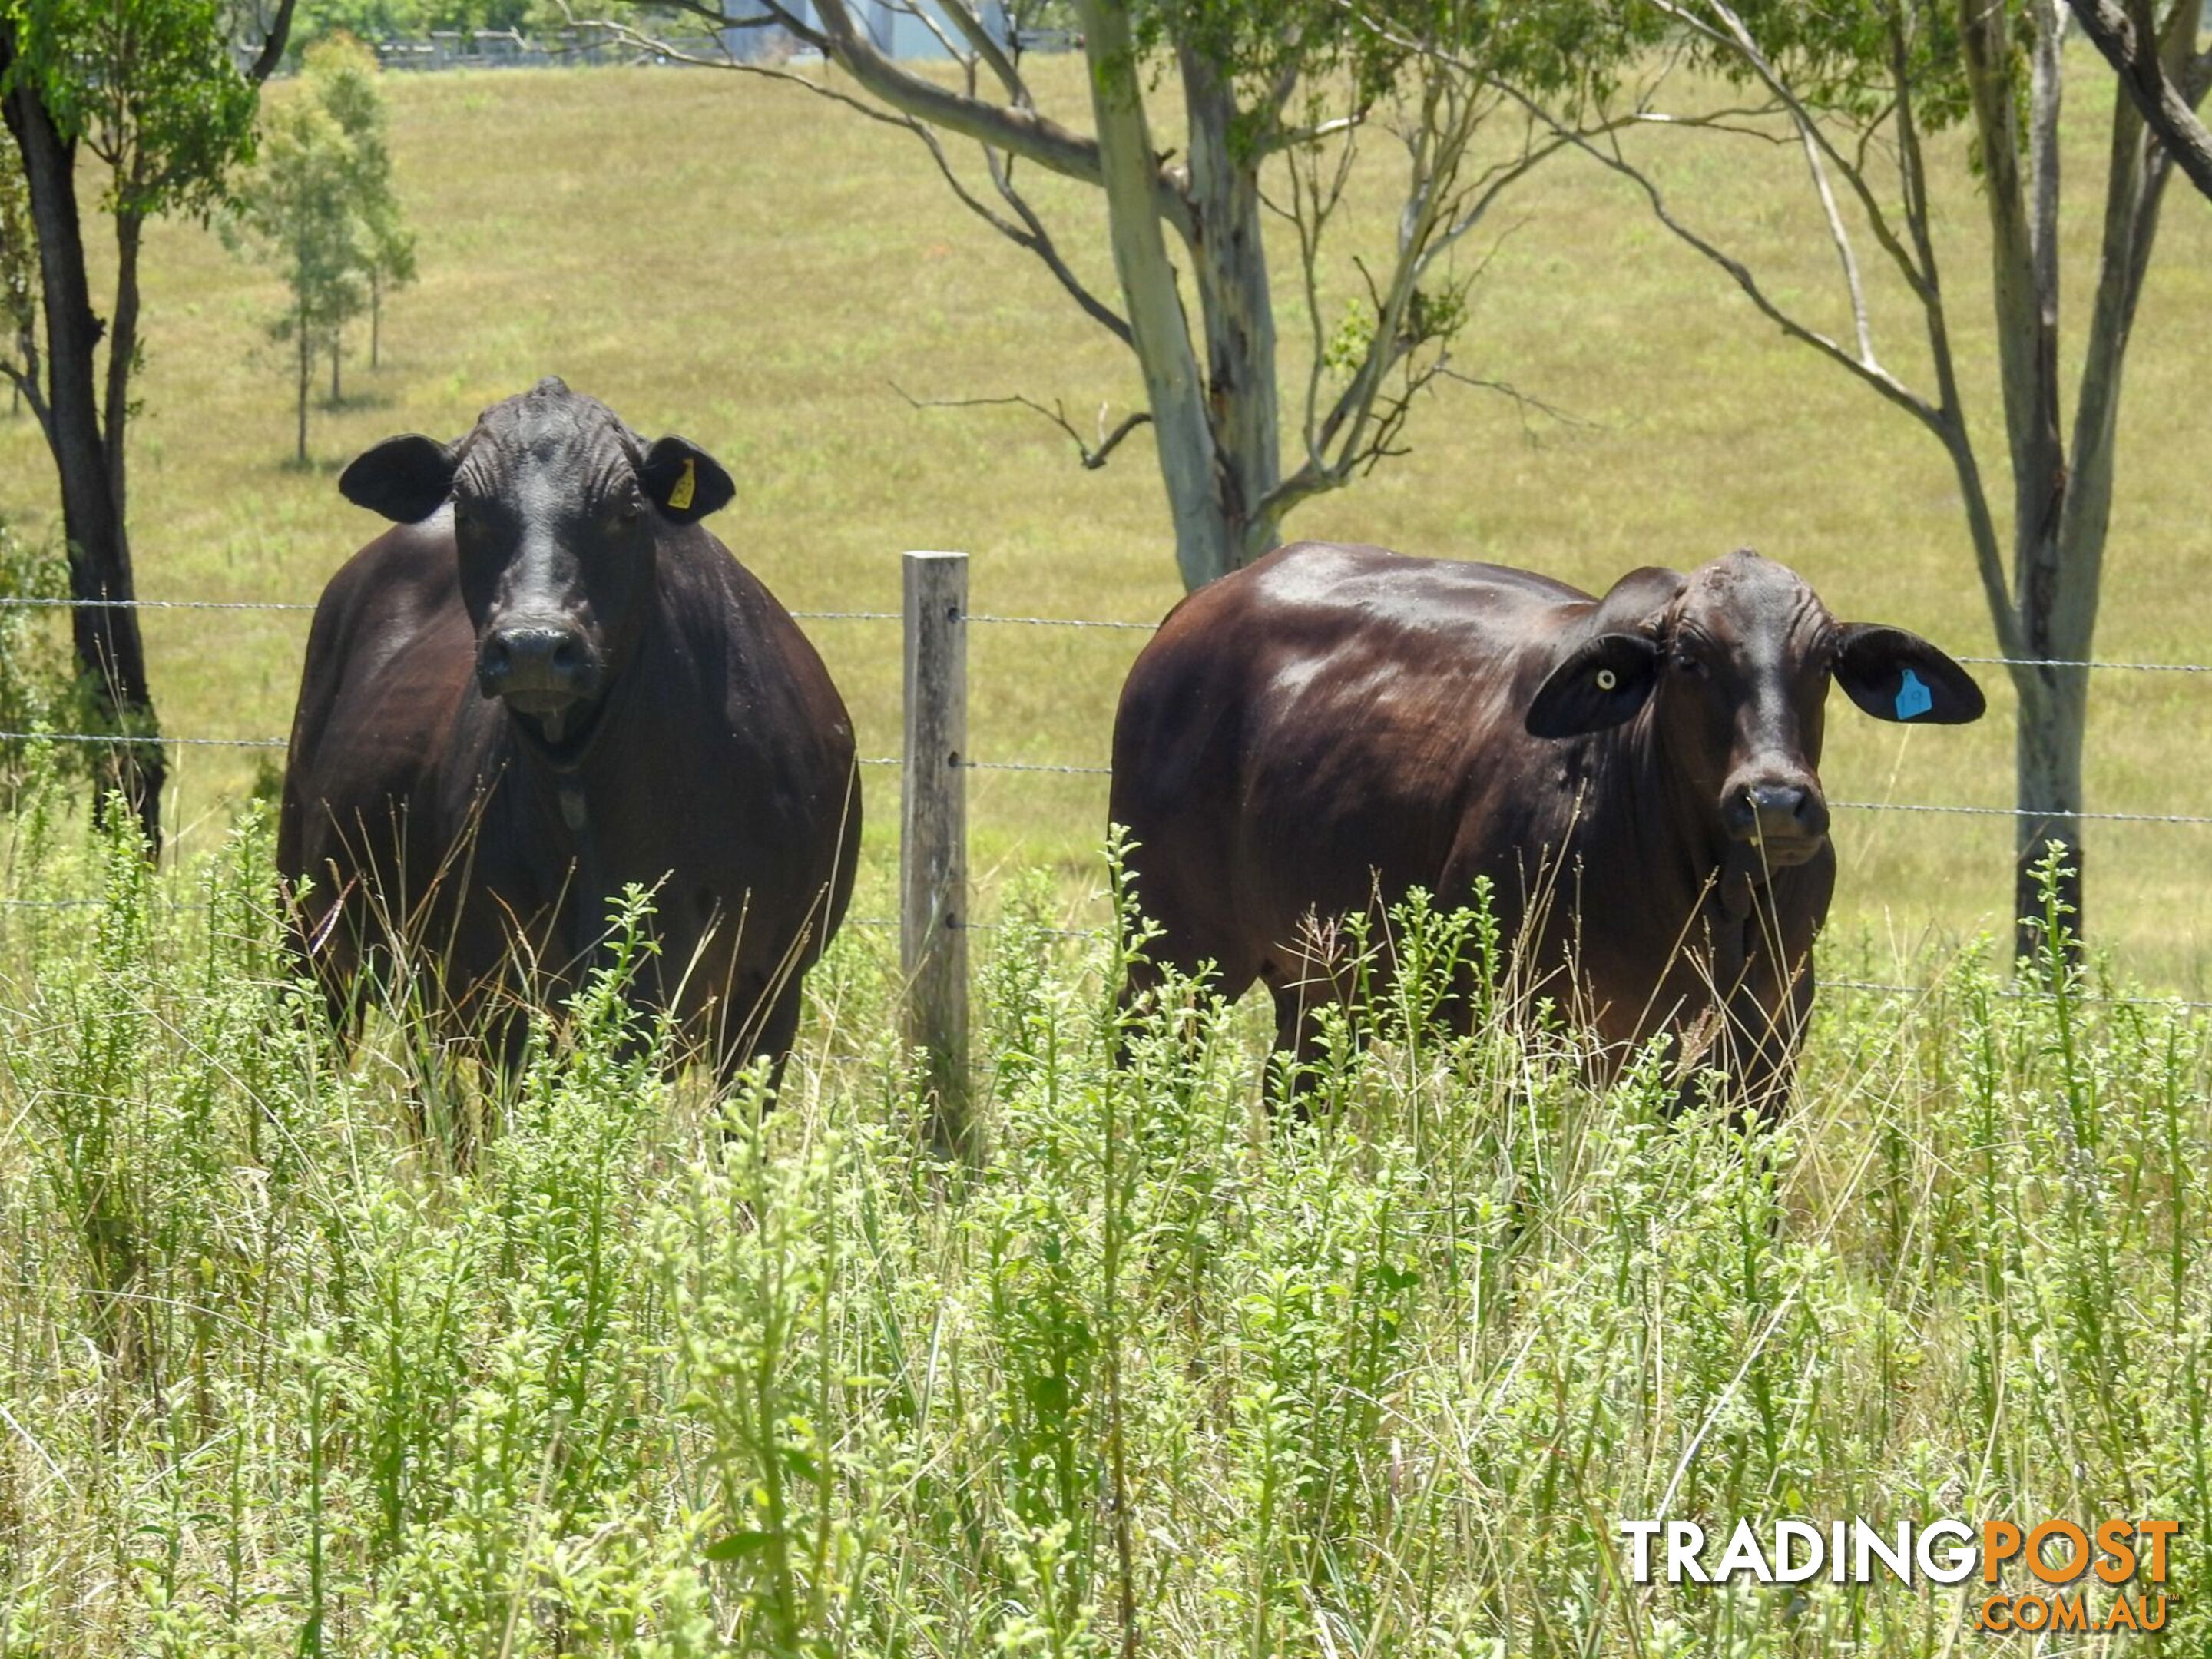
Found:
1267,979 -> 1328,1068
1720,957 -> 1813,1127
753,983 -> 805,1098
1263,955 -> 1346,1111
286,876 -> 369,1058
710,977 -> 805,1114
1719,859 -> 1830,1125
1114,918 -> 1255,1071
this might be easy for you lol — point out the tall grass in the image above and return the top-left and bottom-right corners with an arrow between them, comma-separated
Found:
0,763 -> 2206,1655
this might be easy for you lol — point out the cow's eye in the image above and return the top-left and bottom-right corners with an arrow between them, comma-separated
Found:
1671,651 -> 1707,677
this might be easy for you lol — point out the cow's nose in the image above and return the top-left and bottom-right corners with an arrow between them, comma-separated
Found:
1727,780 -> 1828,843
479,623 -> 592,702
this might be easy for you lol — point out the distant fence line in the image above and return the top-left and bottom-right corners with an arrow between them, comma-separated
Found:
371,27 -> 644,73
267,13 -> 1083,76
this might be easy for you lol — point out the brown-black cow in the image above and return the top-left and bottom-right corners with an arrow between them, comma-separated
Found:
279,379 -> 859,1083
1109,541 -> 1985,1113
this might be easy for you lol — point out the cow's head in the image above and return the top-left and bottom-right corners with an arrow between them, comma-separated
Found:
339,378 -> 734,747
1526,548 -> 1983,869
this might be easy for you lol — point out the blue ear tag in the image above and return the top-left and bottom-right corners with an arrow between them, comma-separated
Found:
1894,667 -> 1933,720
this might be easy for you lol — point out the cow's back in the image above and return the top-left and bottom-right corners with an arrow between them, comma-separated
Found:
1110,541 -> 1591,991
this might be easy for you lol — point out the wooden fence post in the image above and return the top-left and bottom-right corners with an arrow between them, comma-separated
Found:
901,550 -> 969,1147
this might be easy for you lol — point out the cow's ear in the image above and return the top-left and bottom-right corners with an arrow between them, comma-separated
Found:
339,434 -> 459,523
1526,632 -> 1661,739
1833,624 -> 1985,724
641,435 -> 735,524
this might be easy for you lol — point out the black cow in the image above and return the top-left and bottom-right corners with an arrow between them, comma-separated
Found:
279,379 -> 859,1082
1110,542 -> 1985,1112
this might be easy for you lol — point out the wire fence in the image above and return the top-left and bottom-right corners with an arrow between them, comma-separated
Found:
4,585 -> 2208,996
4,592 -> 2211,823
4,597 -> 2212,818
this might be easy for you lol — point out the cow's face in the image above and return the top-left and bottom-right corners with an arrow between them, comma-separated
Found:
1527,549 -> 1984,869
338,378 -> 734,747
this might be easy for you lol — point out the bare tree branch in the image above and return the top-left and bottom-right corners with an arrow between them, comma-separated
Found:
1484,74 -> 1942,428
2068,0 -> 2212,198
1796,114 -> 1876,366
936,0 -> 1027,104
1435,364 -> 1595,434
244,0 -> 298,84
2,359 -> 51,439
599,0 -> 1195,240
1254,111 -> 1366,156
984,149 -> 1134,346
1645,0 -> 1934,302
1883,8 -> 2024,661
890,381 -> 1152,469
591,15 -> 924,134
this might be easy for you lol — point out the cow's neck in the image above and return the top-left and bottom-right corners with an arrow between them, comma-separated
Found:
1612,714 -> 1765,939
498,673 -> 640,975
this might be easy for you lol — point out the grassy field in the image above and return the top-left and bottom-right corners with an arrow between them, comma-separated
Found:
2,52 -> 2212,1657
0,777 -> 2206,1656
0,51 -> 2207,984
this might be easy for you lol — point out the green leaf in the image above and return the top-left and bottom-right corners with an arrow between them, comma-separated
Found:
701,1528 -> 776,1562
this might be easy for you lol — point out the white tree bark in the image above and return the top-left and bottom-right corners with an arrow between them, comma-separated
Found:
1071,0 -> 1233,590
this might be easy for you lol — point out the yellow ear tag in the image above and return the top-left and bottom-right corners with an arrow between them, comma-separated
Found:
667,456 -> 696,512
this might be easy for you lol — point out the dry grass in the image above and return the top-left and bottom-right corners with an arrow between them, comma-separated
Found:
0,49 -> 2206,986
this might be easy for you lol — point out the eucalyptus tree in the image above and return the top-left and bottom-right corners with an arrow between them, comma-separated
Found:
0,0 -> 296,844
606,0 -> 1631,591
2065,0 -> 2212,199
1411,0 -> 2201,949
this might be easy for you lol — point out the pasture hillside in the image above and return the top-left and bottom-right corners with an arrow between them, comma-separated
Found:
0,55 -> 2207,985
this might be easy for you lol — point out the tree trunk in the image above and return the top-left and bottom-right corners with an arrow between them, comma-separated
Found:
329,330 -> 340,405
104,209 -> 142,509
1071,0 -> 1235,591
1179,45 -> 1283,566
1978,0 -> 2189,959
370,272 -> 381,369
1962,0 -> 2086,962
0,58 -> 165,847
2012,658 -> 2088,957
295,313 -> 310,465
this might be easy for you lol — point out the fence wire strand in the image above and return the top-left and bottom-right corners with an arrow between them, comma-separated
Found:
962,612 -> 1160,632
3,731 -> 2207,824
1826,976 -> 2212,1014
7,598 -> 2212,680
0,730 -> 287,750
0,596 -> 317,612
1832,800 -> 2212,826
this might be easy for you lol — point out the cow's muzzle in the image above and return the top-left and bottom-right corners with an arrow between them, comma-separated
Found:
1721,777 -> 1830,866
477,621 -> 601,720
